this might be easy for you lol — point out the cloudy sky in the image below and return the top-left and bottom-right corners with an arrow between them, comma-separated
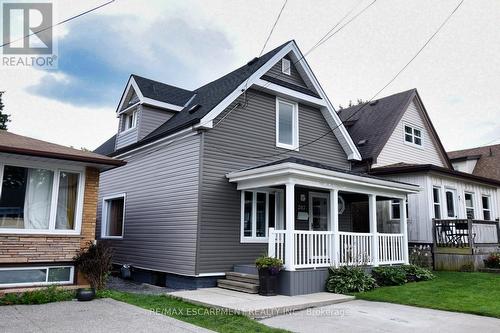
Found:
1,0 -> 499,151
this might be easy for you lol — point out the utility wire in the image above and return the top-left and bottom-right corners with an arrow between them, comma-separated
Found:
0,0 -> 116,48
211,0 -> 465,160
259,0 -> 288,57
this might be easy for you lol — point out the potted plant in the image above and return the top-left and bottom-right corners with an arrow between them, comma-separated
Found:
255,255 -> 283,296
73,242 -> 113,301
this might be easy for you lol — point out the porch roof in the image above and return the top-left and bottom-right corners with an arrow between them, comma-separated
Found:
227,157 -> 421,197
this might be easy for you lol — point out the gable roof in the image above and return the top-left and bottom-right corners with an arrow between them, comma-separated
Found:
448,144 -> 500,182
96,40 -> 361,161
0,130 -> 124,169
131,75 -> 194,107
338,89 -> 452,168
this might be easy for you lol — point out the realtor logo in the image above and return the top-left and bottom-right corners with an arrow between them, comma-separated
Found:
1,2 -> 57,68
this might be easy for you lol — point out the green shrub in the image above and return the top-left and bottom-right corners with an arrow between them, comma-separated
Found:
402,264 -> 435,281
0,286 -> 74,305
484,253 -> 500,268
372,266 -> 407,286
255,255 -> 283,275
74,242 -> 113,290
326,266 -> 376,294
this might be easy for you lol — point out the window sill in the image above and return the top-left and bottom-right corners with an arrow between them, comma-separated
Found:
403,141 -> 424,150
0,230 -> 81,236
118,127 -> 137,136
276,143 -> 299,151
101,236 -> 124,240
240,237 -> 268,243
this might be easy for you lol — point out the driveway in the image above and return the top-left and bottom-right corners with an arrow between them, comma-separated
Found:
261,300 -> 500,333
0,298 -> 213,333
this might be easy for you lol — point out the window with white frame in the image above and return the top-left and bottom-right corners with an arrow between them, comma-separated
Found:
0,163 -> 83,234
464,192 -> 475,219
482,195 -> 491,220
276,98 -> 298,150
102,195 -> 125,238
281,58 -> 291,75
121,110 -> 138,132
433,187 -> 441,219
445,188 -> 457,218
0,266 -> 73,288
390,199 -> 408,220
241,190 -> 283,242
404,124 -> 422,147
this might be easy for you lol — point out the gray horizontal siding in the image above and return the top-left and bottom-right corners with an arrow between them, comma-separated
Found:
115,113 -> 138,150
97,133 -> 201,276
265,56 -> 307,87
197,89 -> 350,274
138,105 -> 175,141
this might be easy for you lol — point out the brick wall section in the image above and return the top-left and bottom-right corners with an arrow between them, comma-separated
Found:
0,167 -> 100,264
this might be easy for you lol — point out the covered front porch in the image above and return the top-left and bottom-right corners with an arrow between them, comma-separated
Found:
228,158 -> 420,272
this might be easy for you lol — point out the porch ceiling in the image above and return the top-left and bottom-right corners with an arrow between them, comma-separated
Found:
227,159 -> 421,198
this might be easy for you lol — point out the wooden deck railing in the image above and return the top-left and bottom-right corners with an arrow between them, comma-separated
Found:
433,219 -> 500,248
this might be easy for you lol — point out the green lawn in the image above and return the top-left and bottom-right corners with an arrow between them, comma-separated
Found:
100,290 -> 288,333
354,271 -> 500,318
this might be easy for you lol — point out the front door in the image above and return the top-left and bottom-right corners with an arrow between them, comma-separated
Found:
309,192 -> 330,231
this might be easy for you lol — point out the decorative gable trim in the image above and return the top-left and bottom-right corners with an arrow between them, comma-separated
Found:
196,41 -> 362,161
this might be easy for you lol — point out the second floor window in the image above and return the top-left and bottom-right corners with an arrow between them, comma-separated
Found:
404,124 -> 422,147
122,110 -> 138,132
276,98 -> 298,150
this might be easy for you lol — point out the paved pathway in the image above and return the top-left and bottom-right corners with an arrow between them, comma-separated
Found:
261,300 -> 500,333
0,298 -> 214,333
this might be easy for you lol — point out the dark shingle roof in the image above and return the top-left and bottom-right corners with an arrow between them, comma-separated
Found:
94,134 -> 116,156
131,75 -> 194,107
448,144 -> 500,182
337,89 -> 416,163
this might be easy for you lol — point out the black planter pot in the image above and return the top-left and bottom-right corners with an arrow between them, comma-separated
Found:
258,268 -> 279,296
76,288 -> 96,301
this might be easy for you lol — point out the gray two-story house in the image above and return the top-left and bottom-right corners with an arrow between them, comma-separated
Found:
95,41 -> 419,295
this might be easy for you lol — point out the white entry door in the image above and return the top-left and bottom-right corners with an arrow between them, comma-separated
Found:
309,192 -> 330,231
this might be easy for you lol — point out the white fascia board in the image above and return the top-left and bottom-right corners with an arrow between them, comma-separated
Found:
227,162 -> 421,194
142,97 -> 184,111
254,78 -> 327,107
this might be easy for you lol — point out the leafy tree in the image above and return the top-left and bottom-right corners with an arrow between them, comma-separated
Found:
338,98 -> 367,110
0,91 -> 11,130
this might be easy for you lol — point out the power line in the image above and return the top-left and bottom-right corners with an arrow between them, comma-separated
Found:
0,0 -> 116,48
212,0 -> 465,160
259,0 -> 288,57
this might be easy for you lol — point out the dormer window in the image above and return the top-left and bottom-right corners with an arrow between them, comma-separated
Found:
281,58 -> 291,75
404,124 -> 422,147
276,97 -> 299,150
122,110 -> 138,132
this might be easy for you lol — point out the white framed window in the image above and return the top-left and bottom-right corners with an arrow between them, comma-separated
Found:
241,189 -> 283,243
0,160 -> 84,235
482,195 -> 492,220
433,186 -> 441,219
404,124 -> 423,147
390,199 -> 408,220
276,97 -> 299,150
101,194 -> 125,239
121,110 -> 138,132
445,188 -> 457,218
281,58 -> 291,75
464,192 -> 475,219
0,265 -> 74,288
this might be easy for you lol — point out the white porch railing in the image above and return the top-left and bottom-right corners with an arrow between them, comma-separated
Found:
339,232 -> 373,265
294,230 -> 334,269
268,229 -> 286,265
378,233 -> 405,264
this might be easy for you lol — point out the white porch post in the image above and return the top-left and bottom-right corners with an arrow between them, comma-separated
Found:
330,189 -> 339,267
369,194 -> 379,266
284,182 -> 295,271
400,198 -> 409,264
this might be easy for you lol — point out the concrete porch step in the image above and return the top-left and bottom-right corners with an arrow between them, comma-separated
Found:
217,279 -> 259,294
225,272 -> 259,284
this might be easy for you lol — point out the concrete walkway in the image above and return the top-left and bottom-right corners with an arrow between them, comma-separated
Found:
0,298 -> 214,333
261,300 -> 500,333
169,287 -> 354,319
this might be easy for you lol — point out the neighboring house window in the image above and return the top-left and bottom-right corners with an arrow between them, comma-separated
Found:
433,187 -> 441,219
390,199 -> 408,220
445,189 -> 457,218
276,98 -> 299,150
281,58 -> 291,75
0,164 -> 83,234
464,192 -> 475,219
122,110 -> 138,132
241,190 -> 283,242
404,124 -> 422,147
102,195 -> 125,238
0,266 -> 73,288
482,195 -> 491,220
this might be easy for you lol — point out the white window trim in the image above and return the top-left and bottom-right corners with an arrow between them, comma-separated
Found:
481,195 -> 492,220
281,58 -> 291,75
464,191 -> 475,219
0,159 -> 85,235
240,189 -> 283,243
444,187 -> 458,219
403,123 -> 424,149
0,265 -> 74,288
101,193 -> 126,239
432,186 -> 442,219
276,97 -> 299,150
389,198 -> 408,220
120,109 -> 138,134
